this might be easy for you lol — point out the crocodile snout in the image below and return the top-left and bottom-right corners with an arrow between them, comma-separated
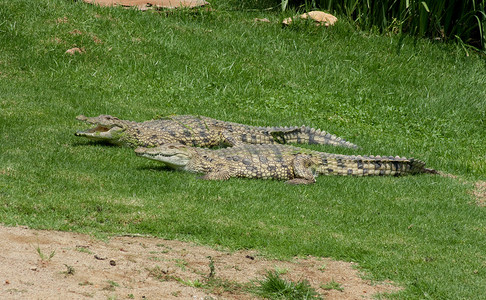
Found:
134,147 -> 147,155
76,115 -> 88,121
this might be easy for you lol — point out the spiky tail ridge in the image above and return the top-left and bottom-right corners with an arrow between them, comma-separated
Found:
316,154 -> 434,176
269,126 -> 359,149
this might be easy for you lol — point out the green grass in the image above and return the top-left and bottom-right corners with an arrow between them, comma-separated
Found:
253,270 -> 321,299
1,0 -> 486,298
321,279 -> 343,292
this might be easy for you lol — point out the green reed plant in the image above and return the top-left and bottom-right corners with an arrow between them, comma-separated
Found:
282,0 -> 486,50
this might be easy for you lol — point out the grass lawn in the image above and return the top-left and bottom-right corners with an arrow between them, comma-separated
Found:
1,0 -> 486,298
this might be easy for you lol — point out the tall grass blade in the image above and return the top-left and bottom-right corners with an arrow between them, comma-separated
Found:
281,0 -> 289,12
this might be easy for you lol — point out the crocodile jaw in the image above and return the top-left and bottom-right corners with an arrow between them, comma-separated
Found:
75,114 -> 127,143
75,125 -> 124,143
135,147 -> 191,169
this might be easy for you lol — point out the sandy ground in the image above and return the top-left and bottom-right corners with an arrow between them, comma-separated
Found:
0,225 -> 400,299
472,180 -> 486,206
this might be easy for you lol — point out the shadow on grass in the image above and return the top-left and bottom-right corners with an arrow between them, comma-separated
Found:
71,140 -> 119,148
137,165 -> 176,172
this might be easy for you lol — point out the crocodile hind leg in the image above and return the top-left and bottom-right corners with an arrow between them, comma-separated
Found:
286,154 -> 316,185
220,130 -> 245,147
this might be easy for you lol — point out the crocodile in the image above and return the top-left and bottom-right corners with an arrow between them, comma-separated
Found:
134,143 -> 436,184
75,114 -> 358,148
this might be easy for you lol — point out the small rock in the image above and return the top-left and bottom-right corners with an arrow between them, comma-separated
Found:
254,18 -> 270,23
65,47 -> 84,55
110,260 -> 116,266
283,11 -> 337,27
30,266 -> 37,271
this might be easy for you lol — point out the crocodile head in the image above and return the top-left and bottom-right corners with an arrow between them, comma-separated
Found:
75,115 -> 127,144
135,143 -> 193,169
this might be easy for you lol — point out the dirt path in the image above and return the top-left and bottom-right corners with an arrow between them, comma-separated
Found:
0,225 -> 399,299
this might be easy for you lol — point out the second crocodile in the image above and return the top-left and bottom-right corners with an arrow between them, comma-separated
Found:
135,143 -> 436,184
75,114 -> 358,148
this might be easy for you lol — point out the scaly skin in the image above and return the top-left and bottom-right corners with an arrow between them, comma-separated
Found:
135,144 -> 436,184
75,114 -> 359,148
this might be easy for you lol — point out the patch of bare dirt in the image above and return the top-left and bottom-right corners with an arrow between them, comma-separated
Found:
0,225 -> 400,299
82,0 -> 209,10
472,181 -> 486,206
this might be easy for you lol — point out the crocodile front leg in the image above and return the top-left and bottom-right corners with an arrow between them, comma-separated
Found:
286,154 -> 316,185
200,169 -> 232,180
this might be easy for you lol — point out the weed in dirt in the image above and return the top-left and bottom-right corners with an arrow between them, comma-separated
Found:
146,265 -> 169,281
177,278 -> 204,288
148,256 -> 163,261
102,280 -> 119,291
207,256 -> 215,279
205,277 -> 247,295
321,279 -> 344,292
174,258 -> 188,271
75,246 -> 93,254
253,270 -> 322,299
34,245 -> 55,263
147,262 -> 245,295
62,264 -> 75,276
274,265 -> 289,275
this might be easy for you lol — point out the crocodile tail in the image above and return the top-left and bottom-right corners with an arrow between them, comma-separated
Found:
397,157 -> 439,175
316,155 -> 434,176
268,126 -> 359,149
408,158 -> 427,174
